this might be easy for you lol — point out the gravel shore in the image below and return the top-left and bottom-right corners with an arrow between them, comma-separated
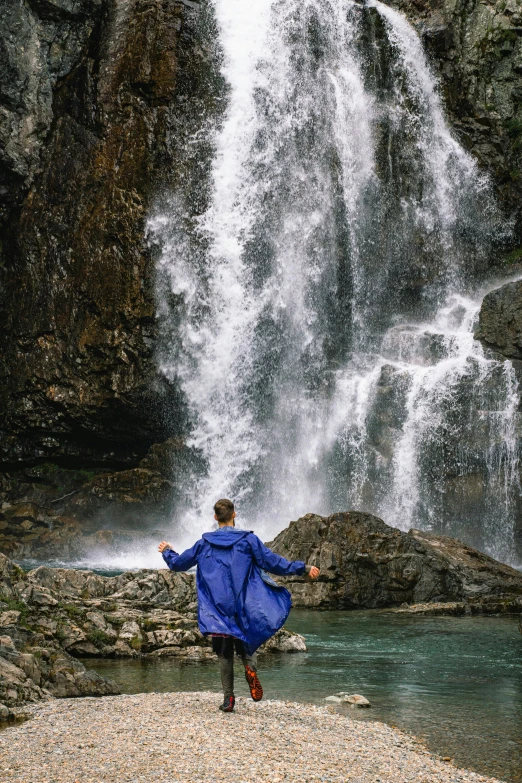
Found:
0,692 -> 503,783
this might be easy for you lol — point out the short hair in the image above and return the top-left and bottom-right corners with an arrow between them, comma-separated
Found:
214,498 -> 235,523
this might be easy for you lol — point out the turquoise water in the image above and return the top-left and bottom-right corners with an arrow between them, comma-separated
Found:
89,610 -> 522,782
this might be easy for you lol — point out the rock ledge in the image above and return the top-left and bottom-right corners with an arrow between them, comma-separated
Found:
269,511 -> 522,611
0,553 -> 305,712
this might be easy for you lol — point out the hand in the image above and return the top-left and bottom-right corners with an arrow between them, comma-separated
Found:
308,566 -> 320,579
158,541 -> 172,553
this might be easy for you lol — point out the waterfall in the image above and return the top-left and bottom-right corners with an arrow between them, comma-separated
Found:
150,0 -> 518,562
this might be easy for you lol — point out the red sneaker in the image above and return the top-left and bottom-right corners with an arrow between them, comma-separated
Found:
219,695 -> 235,712
245,666 -> 263,701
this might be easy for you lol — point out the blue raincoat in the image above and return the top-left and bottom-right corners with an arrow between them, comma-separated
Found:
162,527 -> 306,654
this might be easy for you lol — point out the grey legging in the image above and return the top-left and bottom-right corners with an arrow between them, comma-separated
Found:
212,636 -> 257,700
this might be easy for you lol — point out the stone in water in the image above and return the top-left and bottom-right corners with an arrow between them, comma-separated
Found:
325,693 -> 371,707
343,694 -> 371,707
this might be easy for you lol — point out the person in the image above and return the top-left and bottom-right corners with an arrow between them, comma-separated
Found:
158,498 -> 320,712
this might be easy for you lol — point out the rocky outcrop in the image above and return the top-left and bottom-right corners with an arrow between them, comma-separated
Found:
2,558 -> 305,657
388,0 -> 522,238
0,435 -> 204,559
59,437 -> 193,526
0,438 -> 196,554
0,502 -> 84,560
268,511 -> 522,610
0,498 -> 171,562
0,632 -> 118,719
476,279 -> 522,359
0,547 -> 119,717
0,552 -> 307,711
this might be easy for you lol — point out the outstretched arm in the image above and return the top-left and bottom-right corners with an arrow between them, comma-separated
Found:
248,535 -> 309,577
159,540 -> 200,572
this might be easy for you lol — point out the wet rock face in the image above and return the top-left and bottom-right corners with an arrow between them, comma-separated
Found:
388,0 -> 522,236
0,0 -> 105,228
475,279 -> 522,563
475,279 -> 522,558
268,511 -> 522,610
476,279 -> 522,359
0,438 -> 199,553
0,0 -> 206,467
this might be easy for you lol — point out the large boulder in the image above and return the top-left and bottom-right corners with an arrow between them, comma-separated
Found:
475,279 -> 522,360
268,511 -> 522,610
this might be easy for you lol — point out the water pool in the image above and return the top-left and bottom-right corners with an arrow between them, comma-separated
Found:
87,610 -> 522,781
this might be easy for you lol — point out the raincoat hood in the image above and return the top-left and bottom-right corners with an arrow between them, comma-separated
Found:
202,528 -> 250,548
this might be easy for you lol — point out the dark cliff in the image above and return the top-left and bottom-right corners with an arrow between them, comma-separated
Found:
1,0 -> 522,529
389,0 -> 522,239
0,0 -> 218,472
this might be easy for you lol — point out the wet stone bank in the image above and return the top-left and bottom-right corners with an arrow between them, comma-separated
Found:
0,552 -> 304,716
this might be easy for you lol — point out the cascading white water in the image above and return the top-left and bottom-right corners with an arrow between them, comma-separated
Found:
365,287 -> 520,562
151,0 -> 518,561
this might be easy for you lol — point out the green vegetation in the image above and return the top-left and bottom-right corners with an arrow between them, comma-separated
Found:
500,245 -> 522,266
498,28 -> 517,44
140,617 -> 158,632
0,595 -> 30,624
59,603 -> 86,620
21,462 -> 104,498
76,469 -> 99,481
107,614 -> 125,627
27,463 -> 100,482
129,634 -> 142,652
55,624 -> 68,643
505,117 -> 522,150
86,629 -> 114,647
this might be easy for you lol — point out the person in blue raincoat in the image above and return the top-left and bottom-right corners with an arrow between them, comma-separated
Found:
158,498 -> 320,712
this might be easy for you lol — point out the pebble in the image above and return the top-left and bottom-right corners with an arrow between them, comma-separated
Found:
0,691 -> 502,783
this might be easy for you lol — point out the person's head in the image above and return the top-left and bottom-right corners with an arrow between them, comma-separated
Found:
214,498 -> 235,526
